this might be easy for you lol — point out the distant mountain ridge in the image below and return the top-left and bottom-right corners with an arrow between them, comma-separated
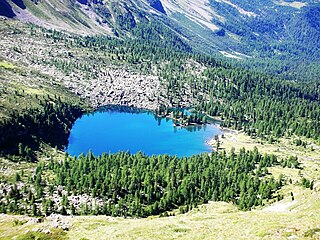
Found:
1,0 -> 320,79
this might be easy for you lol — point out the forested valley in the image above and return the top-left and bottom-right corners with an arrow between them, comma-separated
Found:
0,18 -> 319,221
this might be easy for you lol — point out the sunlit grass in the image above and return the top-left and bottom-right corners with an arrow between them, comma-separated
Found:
0,61 -> 15,69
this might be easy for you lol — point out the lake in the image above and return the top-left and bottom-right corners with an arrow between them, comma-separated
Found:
66,106 -> 221,157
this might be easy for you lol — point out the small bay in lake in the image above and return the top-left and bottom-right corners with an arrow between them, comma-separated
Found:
66,107 -> 221,157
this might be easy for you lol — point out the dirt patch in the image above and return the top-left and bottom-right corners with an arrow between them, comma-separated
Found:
262,200 -> 297,213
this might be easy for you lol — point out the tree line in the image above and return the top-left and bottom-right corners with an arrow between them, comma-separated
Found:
0,148 -> 284,217
0,96 -> 84,158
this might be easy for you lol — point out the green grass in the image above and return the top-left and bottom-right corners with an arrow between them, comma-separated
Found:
23,0 -> 52,21
16,228 -> 67,240
0,68 -> 87,120
0,157 -> 36,183
303,228 -> 320,238
0,60 -> 15,69
0,193 -> 314,240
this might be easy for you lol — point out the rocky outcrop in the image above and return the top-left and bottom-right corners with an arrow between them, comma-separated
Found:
65,68 -> 164,110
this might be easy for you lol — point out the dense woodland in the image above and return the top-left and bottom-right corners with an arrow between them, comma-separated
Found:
0,148 -> 284,217
154,58 -> 320,141
196,68 -> 320,142
0,95 -> 83,157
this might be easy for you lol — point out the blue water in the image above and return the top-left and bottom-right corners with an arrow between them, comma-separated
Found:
66,108 -> 221,157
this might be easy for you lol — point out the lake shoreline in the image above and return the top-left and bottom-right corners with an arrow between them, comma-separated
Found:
67,108 -> 222,158
207,129 -> 238,152
89,105 -> 229,154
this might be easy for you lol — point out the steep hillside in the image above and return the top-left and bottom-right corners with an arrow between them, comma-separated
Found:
2,0 -> 320,76
161,0 -> 320,79
0,0 -> 115,34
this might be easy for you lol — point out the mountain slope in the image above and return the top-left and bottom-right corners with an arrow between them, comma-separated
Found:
2,0 -> 319,52
1,0 -> 320,80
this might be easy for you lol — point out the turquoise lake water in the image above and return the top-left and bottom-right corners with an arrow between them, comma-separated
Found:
66,107 -> 221,157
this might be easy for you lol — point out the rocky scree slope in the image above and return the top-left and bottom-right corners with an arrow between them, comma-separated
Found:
0,19 -> 207,111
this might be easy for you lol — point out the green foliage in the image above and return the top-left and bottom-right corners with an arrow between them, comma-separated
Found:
280,156 -> 300,169
111,2 -> 136,31
49,150 -> 277,216
301,177 -> 313,189
16,228 -> 67,240
208,1 -> 320,81
155,108 -> 207,126
303,228 -> 320,238
0,148 -> 283,217
0,148 -> 282,217
0,16 -> 319,222
0,96 -> 84,156
0,60 -> 15,69
195,66 -> 320,141
13,219 -> 27,226
16,21 -> 320,145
